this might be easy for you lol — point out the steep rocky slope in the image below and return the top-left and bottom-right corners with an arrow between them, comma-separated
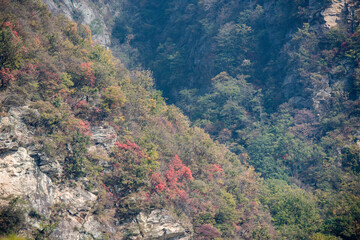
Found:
41,0 -> 118,46
0,107 -> 191,239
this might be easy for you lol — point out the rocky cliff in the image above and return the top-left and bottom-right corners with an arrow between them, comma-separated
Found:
41,0 -> 118,46
0,105 -> 193,239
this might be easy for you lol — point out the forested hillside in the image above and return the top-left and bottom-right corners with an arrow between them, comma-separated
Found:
1,0 -> 360,239
0,0 -> 274,239
111,0 -> 360,239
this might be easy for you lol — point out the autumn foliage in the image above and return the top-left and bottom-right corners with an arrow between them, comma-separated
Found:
3,21 -> 20,44
5,0 -> 356,239
80,62 -> 96,87
151,155 -> 193,201
195,224 -> 221,240
115,140 -> 147,158
0,68 -> 15,88
207,164 -> 224,180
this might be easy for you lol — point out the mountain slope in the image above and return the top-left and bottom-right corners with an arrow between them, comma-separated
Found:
1,0 -> 360,239
109,0 -> 360,239
0,0 -> 274,239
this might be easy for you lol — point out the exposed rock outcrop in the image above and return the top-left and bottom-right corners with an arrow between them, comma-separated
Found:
0,106 -> 192,239
0,147 -> 55,217
41,0 -> 115,46
0,106 -> 34,152
0,145 -> 106,239
322,0 -> 346,29
122,210 -> 191,240
91,125 -> 117,151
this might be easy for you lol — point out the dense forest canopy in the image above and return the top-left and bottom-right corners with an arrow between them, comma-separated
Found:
112,0 -> 360,239
0,0 -> 360,239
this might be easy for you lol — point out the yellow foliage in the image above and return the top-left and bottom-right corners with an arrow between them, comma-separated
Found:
0,234 -> 26,240
221,190 -> 236,208
102,86 -> 127,113
78,24 -> 93,44
310,233 -> 340,240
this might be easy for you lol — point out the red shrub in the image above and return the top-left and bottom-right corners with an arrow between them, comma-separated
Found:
207,164 -> 223,180
195,224 -> 221,240
151,155 -> 193,201
80,62 -> 96,87
0,68 -> 15,87
115,140 -> 146,158
77,119 -> 92,136
151,173 -> 166,193
4,21 -> 20,44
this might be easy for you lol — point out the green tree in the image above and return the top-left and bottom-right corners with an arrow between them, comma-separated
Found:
0,21 -> 22,69
64,131 -> 90,178
260,179 -> 321,239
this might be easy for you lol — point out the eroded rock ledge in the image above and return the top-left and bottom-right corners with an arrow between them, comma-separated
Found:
122,210 -> 191,240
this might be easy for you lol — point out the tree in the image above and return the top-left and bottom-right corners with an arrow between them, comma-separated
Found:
0,198 -> 25,235
0,21 -> 22,69
151,155 -> 193,201
64,131 -> 90,178
195,224 -> 221,240
260,179 -> 321,239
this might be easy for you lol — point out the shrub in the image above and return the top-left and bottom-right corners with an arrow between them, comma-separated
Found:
64,131 -> 90,178
102,86 -> 126,113
151,155 -> 193,201
0,198 -> 25,235
0,68 -> 15,88
0,234 -> 26,240
0,21 -> 22,69
195,224 -> 221,240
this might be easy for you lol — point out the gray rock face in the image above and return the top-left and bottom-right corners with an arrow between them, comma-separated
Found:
91,125 -> 117,151
31,152 -> 63,179
280,0 -> 356,110
0,146 -> 109,239
41,0 -> 114,46
122,210 -> 191,240
50,217 -> 83,240
0,116 -> 18,151
0,106 -> 108,239
0,107 -> 56,218
0,147 -> 55,217
0,106 -> 33,152
137,210 -> 190,240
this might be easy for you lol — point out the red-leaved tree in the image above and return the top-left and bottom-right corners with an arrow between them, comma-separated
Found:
151,155 -> 193,201
0,68 -> 15,88
80,62 -> 96,87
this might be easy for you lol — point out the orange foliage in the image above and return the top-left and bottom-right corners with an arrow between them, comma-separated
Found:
151,155 -> 193,201
63,117 -> 92,136
80,62 -> 96,87
206,164 -> 224,180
